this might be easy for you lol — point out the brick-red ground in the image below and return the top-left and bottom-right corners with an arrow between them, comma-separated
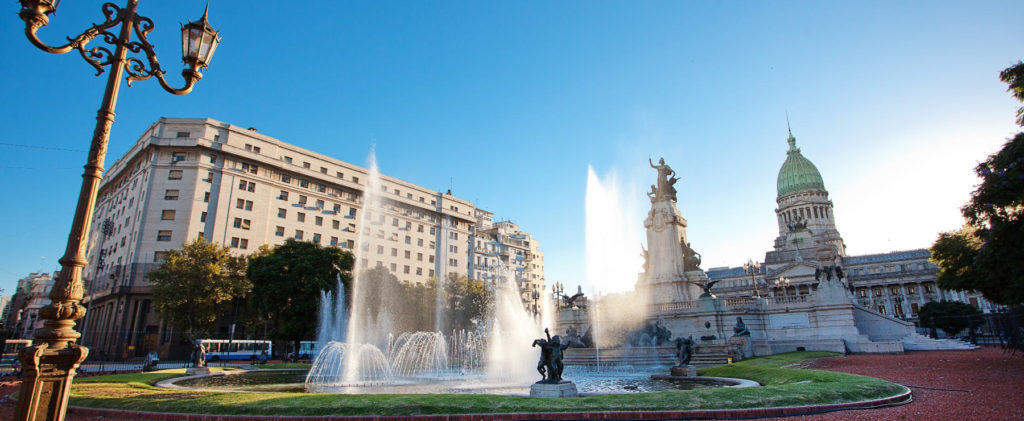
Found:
0,347 -> 1020,420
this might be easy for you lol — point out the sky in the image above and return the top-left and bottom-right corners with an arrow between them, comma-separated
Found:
0,1 -> 1021,296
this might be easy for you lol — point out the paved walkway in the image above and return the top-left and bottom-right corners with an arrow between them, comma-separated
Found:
0,347 -> 1020,420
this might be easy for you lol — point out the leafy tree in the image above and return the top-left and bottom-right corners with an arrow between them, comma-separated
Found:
148,237 -> 250,339
247,239 -> 353,357
931,61 -> 1024,306
443,274 -> 493,332
918,300 -> 981,337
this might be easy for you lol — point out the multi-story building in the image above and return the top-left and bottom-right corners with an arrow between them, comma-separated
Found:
5,272 -> 54,339
471,210 -> 546,309
80,117 -> 543,358
705,127 -> 994,324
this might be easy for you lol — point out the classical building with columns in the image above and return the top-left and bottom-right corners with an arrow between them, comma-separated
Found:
706,127 -> 994,326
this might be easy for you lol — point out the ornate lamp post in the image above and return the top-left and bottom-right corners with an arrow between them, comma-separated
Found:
775,277 -> 791,300
552,281 -> 564,309
14,1 -> 220,419
743,259 -> 762,298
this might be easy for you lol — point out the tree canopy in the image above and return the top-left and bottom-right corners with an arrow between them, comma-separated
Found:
148,237 -> 250,339
931,61 -> 1024,306
246,239 -> 353,355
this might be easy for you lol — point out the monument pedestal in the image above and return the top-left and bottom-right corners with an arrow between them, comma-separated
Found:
186,366 -> 211,376
670,365 -> 697,377
530,380 -> 578,397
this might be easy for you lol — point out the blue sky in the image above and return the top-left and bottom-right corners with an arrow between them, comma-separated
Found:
1,1 -> 1021,295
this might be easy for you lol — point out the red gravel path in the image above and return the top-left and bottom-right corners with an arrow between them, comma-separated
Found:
0,347 -> 1020,420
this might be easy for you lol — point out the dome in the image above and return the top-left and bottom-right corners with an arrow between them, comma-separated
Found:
776,132 -> 825,198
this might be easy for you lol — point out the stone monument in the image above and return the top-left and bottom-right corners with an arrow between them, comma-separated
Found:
638,157 -> 704,305
530,328 -> 578,398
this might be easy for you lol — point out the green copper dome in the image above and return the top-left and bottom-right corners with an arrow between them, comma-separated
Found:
776,131 -> 825,198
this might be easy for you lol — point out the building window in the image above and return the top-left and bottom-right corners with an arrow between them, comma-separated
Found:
297,212 -> 306,222
336,171 -> 343,178
330,236 -> 338,246
275,226 -> 284,237
404,250 -> 411,258
238,181 -> 256,192
176,131 -> 189,138
281,174 -> 291,183
200,211 -> 207,222
231,237 -> 239,247
320,167 -> 328,174
279,191 -> 289,200
391,248 -> 398,257
429,255 -> 435,263
907,285 -> 917,294
161,210 -> 175,220
417,252 -> 423,261
299,179 -> 309,188
157,230 -> 172,241
295,230 -> 304,240
349,208 -> 357,218
168,170 -> 183,180
377,246 -> 384,254
283,156 -> 292,163
316,199 -> 325,209
315,216 -> 323,226
232,218 -> 251,230
298,195 -> 307,205
404,265 -> 410,274
164,189 -> 179,200
249,165 -> 258,174
278,208 -> 287,218
303,162 -> 311,169
153,251 -> 169,262
924,284 -> 934,293
416,267 -> 422,275
346,239 -> 355,249
390,263 -> 397,272
172,152 -> 186,162
352,176 -> 359,184
405,236 -> 411,244
312,233 -> 321,243
203,192 -> 210,202
332,220 -> 340,229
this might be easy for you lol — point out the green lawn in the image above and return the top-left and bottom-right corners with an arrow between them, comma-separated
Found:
68,352 -> 906,416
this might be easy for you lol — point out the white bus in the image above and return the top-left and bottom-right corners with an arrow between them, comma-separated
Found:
200,339 -> 272,361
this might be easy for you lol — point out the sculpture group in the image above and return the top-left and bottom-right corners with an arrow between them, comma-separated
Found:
532,328 -> 570,383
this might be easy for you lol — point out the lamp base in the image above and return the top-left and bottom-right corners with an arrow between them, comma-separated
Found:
14,344 -> 88,421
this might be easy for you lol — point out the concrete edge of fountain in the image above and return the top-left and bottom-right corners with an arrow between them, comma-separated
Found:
155,368 -> 309,393
65,387 -> 913,420
649,375 -> 761,388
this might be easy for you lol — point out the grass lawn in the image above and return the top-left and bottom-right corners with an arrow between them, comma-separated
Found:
254,362 -> 312,370
69,351 -> 906,416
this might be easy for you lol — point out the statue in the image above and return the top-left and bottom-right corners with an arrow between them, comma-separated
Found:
673,336 -> 694,366
682,241 -> 702,271
565,325 -> 589,348
532,328 -> 570,383
732,317 -> 751,337
787,215 -> 808,232
649,157 -> 679,202
190,340 -> 207,368
561,285 -> 587,309
834,265 -> 845,280
641,245 -> 649,272
687,279 -> 721,298
626,317 -> 673,347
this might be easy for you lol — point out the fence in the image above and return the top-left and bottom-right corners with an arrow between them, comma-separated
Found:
924,306 -> 1023,356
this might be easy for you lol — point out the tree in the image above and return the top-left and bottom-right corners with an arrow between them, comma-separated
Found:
931,61 -> 1024,306
148,237 -> 250,339
246,239 -> 353,358
443,274 -> 493,332
918,300 -> 981,337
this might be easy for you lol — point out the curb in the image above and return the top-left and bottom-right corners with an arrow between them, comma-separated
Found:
67,388 -> 912,420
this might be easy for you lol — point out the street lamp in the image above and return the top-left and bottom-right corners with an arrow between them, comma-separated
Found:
552,282 -> 564,309
14,1 -> 220,419
743,259 -> 762,298
775,277 -> 791,300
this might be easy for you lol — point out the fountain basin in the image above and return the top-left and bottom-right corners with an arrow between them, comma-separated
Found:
162,367 -> 751,396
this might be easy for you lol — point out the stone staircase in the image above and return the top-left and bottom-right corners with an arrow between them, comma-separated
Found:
900,333 -> 980,351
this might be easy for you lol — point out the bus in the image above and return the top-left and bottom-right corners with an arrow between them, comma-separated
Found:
200,339 -> 272,361
1,339 -> 31,365
298,341 -> 322,360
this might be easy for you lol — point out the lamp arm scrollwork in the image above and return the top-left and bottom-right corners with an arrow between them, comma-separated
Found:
19,2 -> 198,95
125,15 -> 198,95
20,3 -> 123,68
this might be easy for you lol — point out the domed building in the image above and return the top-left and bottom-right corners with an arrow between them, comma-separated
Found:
706,125 -> 995,327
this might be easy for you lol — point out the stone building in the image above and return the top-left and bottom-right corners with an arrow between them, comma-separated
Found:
5,272 -> 54,339
471,210 -> 546,310
80,117 -> 543,359
706,127 -> 994,324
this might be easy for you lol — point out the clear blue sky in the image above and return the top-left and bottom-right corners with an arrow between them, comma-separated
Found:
1,1 -> 1021,295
